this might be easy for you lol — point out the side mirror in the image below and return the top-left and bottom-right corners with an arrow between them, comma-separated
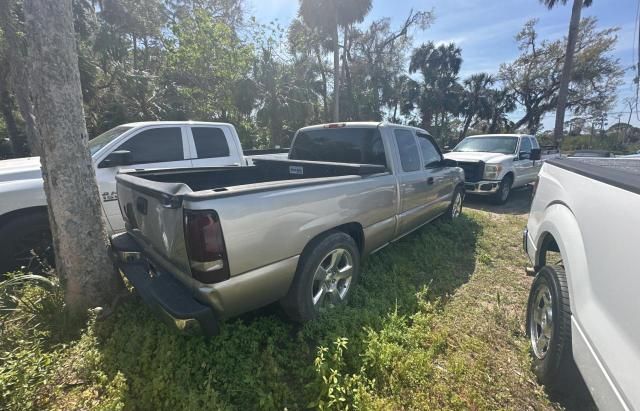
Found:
519,151 -> 531,160
443,145 -> 451,153
99,150 -> 132,168
530,148 -> 541,161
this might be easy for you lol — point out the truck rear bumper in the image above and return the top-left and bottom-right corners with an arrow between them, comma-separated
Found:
464,180 -> 500,195
110,233 -> 219,336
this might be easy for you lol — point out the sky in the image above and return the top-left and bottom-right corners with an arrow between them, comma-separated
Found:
245,0 -> 640,130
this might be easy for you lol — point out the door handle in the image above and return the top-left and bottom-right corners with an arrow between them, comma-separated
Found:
427,177 -> 434,185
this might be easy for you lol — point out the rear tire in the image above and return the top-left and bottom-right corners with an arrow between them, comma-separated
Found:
281,231 -> 360,322
526,265 -> 576,393
492,174 -> 513,205
0,212 -> 53,276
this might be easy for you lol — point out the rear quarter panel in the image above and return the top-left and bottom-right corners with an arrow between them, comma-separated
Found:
184,173 -> 398,276
0,179 -> 47,216
528,163 -> 640,409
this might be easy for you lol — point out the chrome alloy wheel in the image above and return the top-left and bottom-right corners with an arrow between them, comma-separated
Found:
530,283 -> 554,359
501,181 -> 511,202
311,248 -> 354,308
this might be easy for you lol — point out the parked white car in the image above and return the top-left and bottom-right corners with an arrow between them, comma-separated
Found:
0,121 -> 249,273
524,157 -> 640,409
444,134 -> 558,204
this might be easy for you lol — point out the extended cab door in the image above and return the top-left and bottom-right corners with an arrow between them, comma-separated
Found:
393,128 -> 438,235
186,125 -> 243,167
95,125 -> 191,232
416,132 -> 456,217
513,136 -> 535,186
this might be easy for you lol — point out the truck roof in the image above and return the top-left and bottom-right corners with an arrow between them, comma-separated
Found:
120,121 -> 235,128
298,121 -> 428,134
465,134 -> 532,138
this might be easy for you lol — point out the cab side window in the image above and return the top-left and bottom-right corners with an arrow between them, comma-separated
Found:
192,127 -> 230,158
417,133 -> 442,168
394,129 -> 420,172
520,137 -> 532,154
530,137 -> 540,149
117,127 -> 183,164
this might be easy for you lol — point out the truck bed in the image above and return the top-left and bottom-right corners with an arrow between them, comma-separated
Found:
117,158 -> 387,199
114,156 -> 396,295
546,158 -> 640,195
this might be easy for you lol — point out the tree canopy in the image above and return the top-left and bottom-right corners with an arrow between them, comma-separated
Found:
0,0 -> 626,156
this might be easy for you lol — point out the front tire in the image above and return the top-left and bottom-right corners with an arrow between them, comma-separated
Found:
0,212 -> 53,276
281,231 -> 360,322
526,265 -> 575,392
492,174 -> 513,205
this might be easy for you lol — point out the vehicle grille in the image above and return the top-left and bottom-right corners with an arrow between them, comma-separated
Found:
457,161 -> 485,182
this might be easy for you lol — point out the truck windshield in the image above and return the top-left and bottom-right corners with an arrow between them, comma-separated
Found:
453,136 -> 518,154
89,126 -> 133,156
290,127 -> 386,166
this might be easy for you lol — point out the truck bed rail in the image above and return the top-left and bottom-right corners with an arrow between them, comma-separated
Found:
546,158 -> 640,195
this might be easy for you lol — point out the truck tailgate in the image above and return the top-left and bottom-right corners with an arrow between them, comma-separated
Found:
116,173 -> 193,279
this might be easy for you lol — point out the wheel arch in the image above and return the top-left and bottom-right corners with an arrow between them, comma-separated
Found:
503,171 -> 515,182
296,222 -> 364,270
533,202 -> 589,316
0,206 -> 49,229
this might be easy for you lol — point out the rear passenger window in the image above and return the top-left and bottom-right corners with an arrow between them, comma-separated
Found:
394,129 -> 420,172
192,127 -> 230,158
530,137 -> 540,149
289,128 -> 387,166
520,137 -> 532,153
417,133 -> 441,167
117,127 -> 183,163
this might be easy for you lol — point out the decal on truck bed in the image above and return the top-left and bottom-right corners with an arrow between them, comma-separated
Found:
102,191 -> 118,202
289,165 -> 304,175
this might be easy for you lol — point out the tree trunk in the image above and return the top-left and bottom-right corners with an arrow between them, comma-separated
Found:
553,0 -> 583,144
420,107 -> 433,130
459,113 -> 473,140
342,25 -> 353,120
0,85 -> 28,157
0,58 -> 29,156
314,46 -> 329,121
332,18 -> 340,122
489,113 -> 500,133
0,0 -> 39,155
23,0 -> 122,314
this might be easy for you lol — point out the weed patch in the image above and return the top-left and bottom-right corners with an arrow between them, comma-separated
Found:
0,211 -> 555,410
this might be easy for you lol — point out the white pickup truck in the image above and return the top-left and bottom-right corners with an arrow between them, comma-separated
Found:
0,121 -> 257,274
524,157 -> 640,409
444,134 -> 557,204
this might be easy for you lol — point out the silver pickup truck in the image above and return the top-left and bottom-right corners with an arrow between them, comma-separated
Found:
111,122 -> 465,334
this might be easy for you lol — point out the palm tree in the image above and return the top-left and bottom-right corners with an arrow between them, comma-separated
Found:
298,0 -> 372,122
459,73 -> 494,140
541,0 -> 593,144
409,41 -> 462,131
487,88 -> 516,133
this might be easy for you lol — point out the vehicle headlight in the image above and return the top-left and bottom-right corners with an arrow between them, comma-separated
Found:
483,164 -> 503,180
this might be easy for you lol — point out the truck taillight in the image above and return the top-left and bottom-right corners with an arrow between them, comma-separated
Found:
184,210 -> 229,284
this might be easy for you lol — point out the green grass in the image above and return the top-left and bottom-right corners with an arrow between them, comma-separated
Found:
0,209 -> 555,410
